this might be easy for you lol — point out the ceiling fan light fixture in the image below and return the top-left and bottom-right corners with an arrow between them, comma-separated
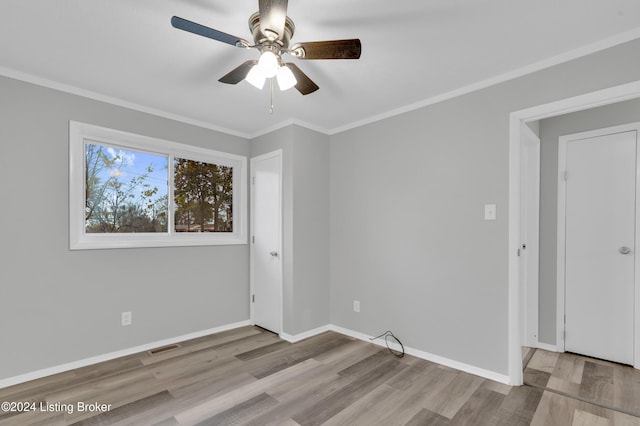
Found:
258,50 -> 279,78
171,1 -> 362,98
246,65 -> 266,89
276,65 -> 297,91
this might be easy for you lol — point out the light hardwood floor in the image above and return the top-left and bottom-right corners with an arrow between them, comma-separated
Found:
524,348 -> 640,423
0,327 -> 638,425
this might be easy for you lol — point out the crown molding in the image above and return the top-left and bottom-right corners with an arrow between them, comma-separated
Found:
2,26 -> 640,139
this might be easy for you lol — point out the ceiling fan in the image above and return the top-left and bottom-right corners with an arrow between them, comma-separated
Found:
171,0 -> 361,97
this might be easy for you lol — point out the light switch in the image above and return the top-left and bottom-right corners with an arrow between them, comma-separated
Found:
484,204 -> 496,221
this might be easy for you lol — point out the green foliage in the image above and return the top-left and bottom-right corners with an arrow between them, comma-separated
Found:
173,158 -> 233,232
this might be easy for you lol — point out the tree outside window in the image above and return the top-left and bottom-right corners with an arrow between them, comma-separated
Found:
173,158 -> 233,233
84,143 -> 168,233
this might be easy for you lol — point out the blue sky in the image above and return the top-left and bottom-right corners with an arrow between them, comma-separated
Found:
93,143 -> 169,202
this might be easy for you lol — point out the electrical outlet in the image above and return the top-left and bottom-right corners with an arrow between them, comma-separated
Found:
121,311 -> 132,326
353,300 -> 360,313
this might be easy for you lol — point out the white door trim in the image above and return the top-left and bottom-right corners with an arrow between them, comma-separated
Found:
250,149 -> 284,334
521,125 -> 540,348
556,136 -> 567,353
556,123 -> 640,366
508,80 -> 640,385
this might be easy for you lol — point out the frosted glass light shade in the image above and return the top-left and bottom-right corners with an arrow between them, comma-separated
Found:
258,51 -> 279,78
276,65 -> 297,91
246,65 -> 266,89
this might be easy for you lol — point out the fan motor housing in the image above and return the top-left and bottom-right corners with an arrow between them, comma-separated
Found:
248,11 -> 295,48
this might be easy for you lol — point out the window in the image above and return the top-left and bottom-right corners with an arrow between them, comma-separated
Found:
70,121 -> 247,249
173,158 -> 233,233
84,143 -> 169,234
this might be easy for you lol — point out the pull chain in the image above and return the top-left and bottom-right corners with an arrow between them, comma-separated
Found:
269,78 -> 274,114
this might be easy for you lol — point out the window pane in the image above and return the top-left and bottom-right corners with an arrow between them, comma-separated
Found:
85,143 -> 169,233
174,158 -> 233,233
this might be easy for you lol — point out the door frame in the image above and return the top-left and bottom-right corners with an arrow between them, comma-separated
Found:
508,80 -> 640,385
249,149 -> 284,334
556,123 -> 640,366
520,125 -> 540,348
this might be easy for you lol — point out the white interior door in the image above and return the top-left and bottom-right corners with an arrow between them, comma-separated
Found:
563,129 -> 636,365
250,151 -> 282,334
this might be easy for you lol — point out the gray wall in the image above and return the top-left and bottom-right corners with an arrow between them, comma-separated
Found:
330,38 -> 640,375
0,76 -> 250,381
291,126 -> 331,333
251,125 -> 330,335
538,98 -> 640,345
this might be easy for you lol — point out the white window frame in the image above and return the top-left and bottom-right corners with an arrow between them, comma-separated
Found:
69,121 -> 247,250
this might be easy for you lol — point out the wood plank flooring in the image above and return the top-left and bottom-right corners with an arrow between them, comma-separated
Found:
524,348 -> 640,421
0,327 -> 638,425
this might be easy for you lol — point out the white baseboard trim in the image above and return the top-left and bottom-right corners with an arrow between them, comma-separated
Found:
278,324 -> 511,385
1,321 -> 513,389
329,325 -> 511,385
280,325 -> 331,343
535,341 -> 559,352
0,320 -> 251,389
405,345 -> 511,385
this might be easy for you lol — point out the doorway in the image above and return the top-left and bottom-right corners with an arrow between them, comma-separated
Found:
557,125 -> 638,365
250,150 -> 283,334
508,80 -> 640,385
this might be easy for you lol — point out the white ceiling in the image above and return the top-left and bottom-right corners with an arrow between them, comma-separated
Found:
1,0 -> 640,138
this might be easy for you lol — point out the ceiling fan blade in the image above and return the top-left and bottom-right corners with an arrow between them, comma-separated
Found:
171,16 -> 248,47
286,63 -> 319,95
218,61 -> 258,84
289,39 -> 361,60
258,0 -> 288,40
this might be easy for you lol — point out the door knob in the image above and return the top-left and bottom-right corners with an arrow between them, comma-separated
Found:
270,251 -> 279,257
619,246 -> 632,255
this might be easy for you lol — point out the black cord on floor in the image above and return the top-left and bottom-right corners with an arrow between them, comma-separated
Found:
370,331 -> 405,358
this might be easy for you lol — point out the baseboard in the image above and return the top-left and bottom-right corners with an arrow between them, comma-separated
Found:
1,321 -> 512,389
328,325 -> 511,385
0,320 -> 251,389
278,324 -> 511,385
280,325 -> 331,343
